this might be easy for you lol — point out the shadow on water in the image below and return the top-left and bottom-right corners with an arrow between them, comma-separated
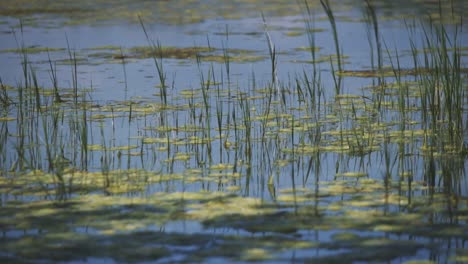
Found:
0,180 -> 467,262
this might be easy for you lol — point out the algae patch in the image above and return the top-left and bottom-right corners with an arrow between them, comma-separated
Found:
0,46 -> 66,54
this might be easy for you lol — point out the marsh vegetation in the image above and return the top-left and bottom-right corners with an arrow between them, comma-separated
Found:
0,0 -> 467,263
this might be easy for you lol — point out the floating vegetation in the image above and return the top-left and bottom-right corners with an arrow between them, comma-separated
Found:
0,46 -> 65,54
83,45 -> 265,64
124,46 -> 214,60
335,171 -> 368,178
284,27 -> 325,37
294,45 -> 321,52
1,43 -> 265,66
338,67 -> 468,77
293,54 -> 350,64
3,176 -> 463,262
0,116 -> 15,121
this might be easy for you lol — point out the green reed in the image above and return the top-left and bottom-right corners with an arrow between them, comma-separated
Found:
409,19 -> 465,153
301,0 -> 325,123
262,14 -> 279,98
196,54 -> 213,164
0,77 -> 12,108
364,0 -> 385,112
320,0 -> 342,94
1,2 -> 465,205
139,16 -> 168,106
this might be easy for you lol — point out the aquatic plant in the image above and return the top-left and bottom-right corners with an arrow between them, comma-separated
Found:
320,0 -> 343,94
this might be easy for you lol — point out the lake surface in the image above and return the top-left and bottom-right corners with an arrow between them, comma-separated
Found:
0,0 -> 467,263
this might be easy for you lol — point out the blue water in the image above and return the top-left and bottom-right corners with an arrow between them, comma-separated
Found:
0,2 -> 466,263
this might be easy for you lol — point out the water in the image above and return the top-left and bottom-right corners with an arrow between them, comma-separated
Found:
0,0 -> 467,263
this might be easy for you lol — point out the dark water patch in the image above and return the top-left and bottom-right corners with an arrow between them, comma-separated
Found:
0,176 -> 466,262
